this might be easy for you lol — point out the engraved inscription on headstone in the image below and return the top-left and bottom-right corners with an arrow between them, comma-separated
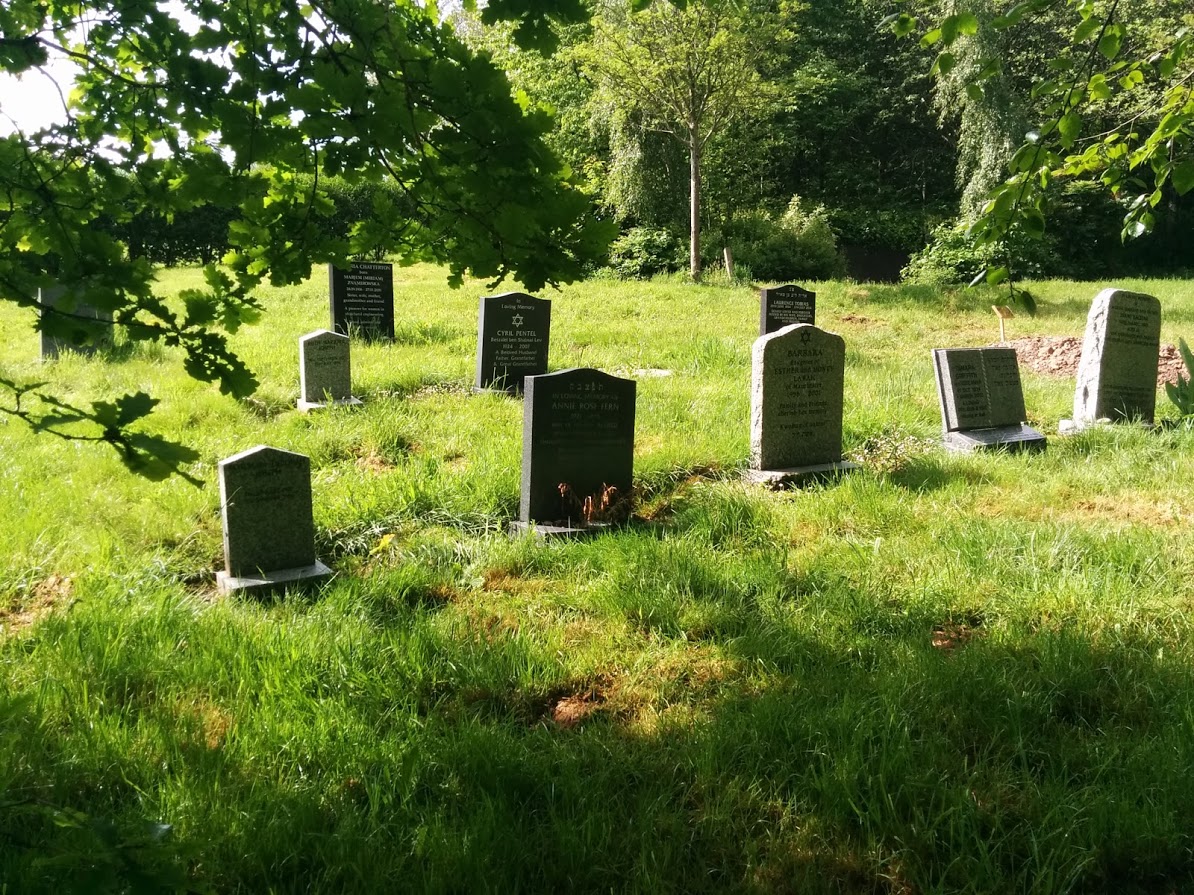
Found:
38,286 -> 113,360
759,284 -> 816,335
747,324 -> 857,485
517,369 -> 636,533
329,261 -> 395,341
1071,288 -> 1161,426
933,347 -> 1044,452
298,329 -> 361,411
217,445 -> 332,594
475,293 -> 551,392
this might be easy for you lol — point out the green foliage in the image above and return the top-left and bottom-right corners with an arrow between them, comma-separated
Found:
1165,339 -> 1194,417
605,227 -> 685,279
0,0 -> 613,473
902,221 -> 1058,286
707,197 -> 845,282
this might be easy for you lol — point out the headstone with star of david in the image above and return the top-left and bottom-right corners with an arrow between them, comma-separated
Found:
475,292 -> 551,393
759,284 -> 815,335
747,323 -> 858,486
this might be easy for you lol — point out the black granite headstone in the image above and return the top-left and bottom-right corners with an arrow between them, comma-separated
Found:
329,261 -> 395,341
518,368 -> 636,532
475,292 -> 551,392
760,284 -> 816,335
932,347 -> 1045,452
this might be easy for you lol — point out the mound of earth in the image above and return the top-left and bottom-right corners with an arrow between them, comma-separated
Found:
1002,337 -> 1187,389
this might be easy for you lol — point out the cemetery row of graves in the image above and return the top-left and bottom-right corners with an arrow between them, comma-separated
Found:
3,267 -> 1194,891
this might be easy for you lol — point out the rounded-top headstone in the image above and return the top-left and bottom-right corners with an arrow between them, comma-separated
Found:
219,445 -> 317,578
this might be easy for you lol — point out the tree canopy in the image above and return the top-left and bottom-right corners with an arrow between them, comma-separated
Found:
0,0 -> 612,474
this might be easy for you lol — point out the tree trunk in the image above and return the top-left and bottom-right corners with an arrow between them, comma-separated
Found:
689,129 -> 701,281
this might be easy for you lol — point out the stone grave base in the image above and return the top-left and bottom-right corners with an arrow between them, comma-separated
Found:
509,521 -> 615,540
297,396 -> 363,413
1058,417 -> 1154,435
943,424 -> 1046,453
217,561 -> 333,596
744,460 -> 860,489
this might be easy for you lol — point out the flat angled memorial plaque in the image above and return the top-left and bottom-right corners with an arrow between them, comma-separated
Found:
515,368 -> 636,536
329,261 -> 395,341
759,284 -> 816,335
933,347 -> 1045,453
475,293 -> 551,392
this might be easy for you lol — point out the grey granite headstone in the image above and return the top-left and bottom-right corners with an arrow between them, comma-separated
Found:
39,286 -> 113,360
759,284 -> 816,335
475,292 -> 551,392
748,324 -> 857,486
298,329 -> 361,412
1068,288 -> 1161,427
217,445 -> 332,594
329,261 -> 395,341
933,347 -> 1045,452
514,368 -> 636,537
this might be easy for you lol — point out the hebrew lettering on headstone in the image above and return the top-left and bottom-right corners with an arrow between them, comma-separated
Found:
759,284 -> 816,336
933,347 -> 1045,452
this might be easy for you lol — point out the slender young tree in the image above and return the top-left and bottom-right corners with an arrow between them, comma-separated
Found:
580,0 -> 764,279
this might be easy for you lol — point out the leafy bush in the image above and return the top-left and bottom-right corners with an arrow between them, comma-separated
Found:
705,196 -> 845,282
901,220 -> 1060,285
606,227 -> 684,279
1165,339 -> 1194,417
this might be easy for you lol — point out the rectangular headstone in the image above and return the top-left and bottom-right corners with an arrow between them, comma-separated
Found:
329,261 -> 395,341
518,368 -> 636,532
759,284 -> 816,335
298,329 -> 361,411
1072,288 -> 1161,425
475,292 -> 551,392
217,445 -> 331,594
39,286 -> 113,360
932,347 -> 1045,452
749,324 -> 856,484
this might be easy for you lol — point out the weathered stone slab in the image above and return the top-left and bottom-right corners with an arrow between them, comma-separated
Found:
750,324 -> 853,481
1071,288 -> 1161,426
38,286 -> 113,360
759,284 -> 816,335
298,329 -> 361,411
515,368 -> 636,535
329,261 -> 395,341
932,347 -> 1045,452
475,292 -> 551,392
217,446 -> 331,594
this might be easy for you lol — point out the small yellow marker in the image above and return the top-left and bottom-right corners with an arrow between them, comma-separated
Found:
992,305 -> 1014,343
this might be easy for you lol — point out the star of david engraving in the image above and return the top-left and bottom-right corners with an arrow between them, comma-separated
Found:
799,328 -> 812,343
512,314 -> 525,327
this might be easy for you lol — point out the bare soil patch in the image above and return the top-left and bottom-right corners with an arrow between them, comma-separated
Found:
1004,336 -> 1186,388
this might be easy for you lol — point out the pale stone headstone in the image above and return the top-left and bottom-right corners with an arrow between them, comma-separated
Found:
747,323 -> 857,486
217,446 -> 332,594
759,284 -> 816,335
39,286 -> 113,360
298,329 -> 361,412
933,347 -> 1045,452
329,261 -> 395,341
514,368 -> 636,537
1068,288 -> 1161,428
475,292 -> 551,392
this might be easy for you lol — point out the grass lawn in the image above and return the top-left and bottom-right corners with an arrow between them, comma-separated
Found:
2,266 -> 1194,893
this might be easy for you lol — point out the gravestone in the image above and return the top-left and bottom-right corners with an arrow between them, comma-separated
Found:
39,286 -> 113,360
748,324 -> 858,486
515,368 -> 636,536
475,292 -> 551,392
297,329 -> 362,412
1065,288 -> 1161,429
933,347 -> 1046,452
217,445 -> 332,594
759,284 -> 816,335
329,261 -> 395,341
